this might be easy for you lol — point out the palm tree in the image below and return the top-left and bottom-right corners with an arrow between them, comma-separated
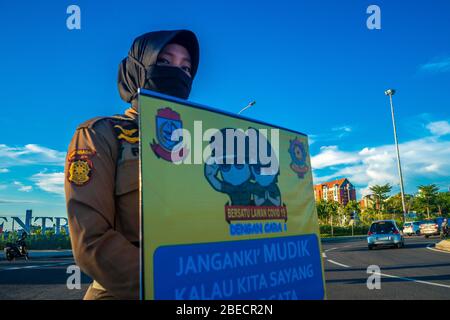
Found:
417,184 -> 439,219
369,184 -> 392,219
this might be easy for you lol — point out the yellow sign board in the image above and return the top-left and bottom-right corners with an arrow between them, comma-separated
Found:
139,90 -> 326,300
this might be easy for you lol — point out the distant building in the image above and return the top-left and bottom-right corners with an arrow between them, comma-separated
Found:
359,194 -> 376,210
314,178 -> 357,206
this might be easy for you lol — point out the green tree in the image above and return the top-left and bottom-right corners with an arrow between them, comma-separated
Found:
45,228 -> 55,237
315,199 -> 340,225
326,201 -> 340,233
436,192 -> 450,216
34,226 -> 42,236
359,207 -> 377,225
417,184 -> 439,219
386,193 -> 414,220
344,200 -> 361,225
344,200 -> 361,215
316,200 -> 327,224
59,227 -> 68,236
369,184 -> 392,218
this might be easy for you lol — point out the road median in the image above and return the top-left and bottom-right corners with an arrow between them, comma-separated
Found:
1,250 -> 73,261
435,240 -> 450,252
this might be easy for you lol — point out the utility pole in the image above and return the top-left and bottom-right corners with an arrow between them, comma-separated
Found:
385,89 -> 407,222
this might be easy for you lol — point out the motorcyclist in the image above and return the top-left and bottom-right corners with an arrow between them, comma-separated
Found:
17,231 -> 28,256
441,218 -> 448,239
5,230 -> 28,261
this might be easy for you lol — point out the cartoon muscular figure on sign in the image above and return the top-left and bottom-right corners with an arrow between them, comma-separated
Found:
204,160 -> 254,206
204,129 -> 253,205
204,127 -> 281,207
250,163 -> 281,206
250,131 -> 281,206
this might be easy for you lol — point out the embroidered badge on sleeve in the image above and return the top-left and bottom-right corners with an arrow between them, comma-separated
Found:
67,149 -> 96,186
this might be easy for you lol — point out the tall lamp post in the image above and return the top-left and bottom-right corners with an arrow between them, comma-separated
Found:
385,89 -> 407,222
238,101 -> 256,115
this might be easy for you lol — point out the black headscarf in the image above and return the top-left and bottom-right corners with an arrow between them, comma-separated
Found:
118,30 -> 200,109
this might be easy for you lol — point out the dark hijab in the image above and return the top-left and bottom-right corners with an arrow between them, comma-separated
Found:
118,30 -> 200,109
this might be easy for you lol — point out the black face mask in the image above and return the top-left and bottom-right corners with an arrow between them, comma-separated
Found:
145,64 -> 192,99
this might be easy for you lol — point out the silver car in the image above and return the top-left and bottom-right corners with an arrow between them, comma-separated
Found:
419,219 -> 440,238
367,220 -> 404,250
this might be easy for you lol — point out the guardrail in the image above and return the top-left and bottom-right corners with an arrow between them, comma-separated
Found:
320,235 -> 367,243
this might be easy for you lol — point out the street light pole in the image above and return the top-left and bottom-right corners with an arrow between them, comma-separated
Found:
385,89 -> 407,222
238,101 -> 256,115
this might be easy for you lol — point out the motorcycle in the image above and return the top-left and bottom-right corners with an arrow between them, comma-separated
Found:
4,236 -> 29,261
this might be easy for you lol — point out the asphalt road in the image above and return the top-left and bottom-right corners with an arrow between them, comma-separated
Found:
0,236 -> 448,300
323,236 -> 450,300
0,256 -> 91,300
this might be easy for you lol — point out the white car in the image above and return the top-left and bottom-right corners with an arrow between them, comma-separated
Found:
402,221 -> 421,236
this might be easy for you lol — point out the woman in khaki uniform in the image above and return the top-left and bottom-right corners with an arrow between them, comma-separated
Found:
64,30 -> 200,300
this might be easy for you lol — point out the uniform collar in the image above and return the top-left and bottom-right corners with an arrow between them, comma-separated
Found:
124,106 -> 139,124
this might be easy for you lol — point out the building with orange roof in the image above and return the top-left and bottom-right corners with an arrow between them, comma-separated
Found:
359,195 -> 378,210
314,178 -> 357,206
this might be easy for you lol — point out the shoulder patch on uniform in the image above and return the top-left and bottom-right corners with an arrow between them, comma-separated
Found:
68,149 -> 96,159
67,148 -> 96,186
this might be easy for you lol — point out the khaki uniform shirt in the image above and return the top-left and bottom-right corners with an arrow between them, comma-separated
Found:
64,107 -> 140,300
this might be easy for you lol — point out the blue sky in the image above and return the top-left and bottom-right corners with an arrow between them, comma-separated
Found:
0,0 -> 450,219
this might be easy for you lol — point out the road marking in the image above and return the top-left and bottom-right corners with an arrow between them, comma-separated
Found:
323,239 -> 450,290
426,243 -> 450,254
327,259 -> 350,268
376,272 -> 450,289
0,262 -> 72,272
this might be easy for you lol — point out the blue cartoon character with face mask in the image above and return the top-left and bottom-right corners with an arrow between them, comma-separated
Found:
204,129 -> 254,206
204,127 -> 284,207
204,157 -> 254,206
249,131 -> 281,207
250,163 -> 281,206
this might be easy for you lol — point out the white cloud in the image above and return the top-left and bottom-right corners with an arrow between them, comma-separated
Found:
311,135 -> 450,197
419,56 -> 450,74
0,199 -> 37,204
31,171 -> 65,195
0,168 -> 9,173
310,125 -> 353,145
20,186 -> 33,192
13,181 -> 33,193
332,126 -> 352,133
426,121 -> 450,136
0,144 -> 65,168
311,145 -> 360,169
